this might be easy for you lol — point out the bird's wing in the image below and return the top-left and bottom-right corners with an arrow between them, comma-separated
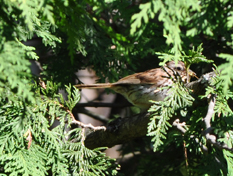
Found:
114,68 -> 171,85
75,83 -> 113,89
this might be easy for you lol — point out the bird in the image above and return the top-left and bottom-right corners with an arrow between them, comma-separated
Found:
75,61 -> 196,110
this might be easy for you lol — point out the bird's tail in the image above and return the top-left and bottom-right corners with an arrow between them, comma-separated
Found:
74,83 -> 113,89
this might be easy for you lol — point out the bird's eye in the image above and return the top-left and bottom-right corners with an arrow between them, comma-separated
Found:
175,66 -> 182,71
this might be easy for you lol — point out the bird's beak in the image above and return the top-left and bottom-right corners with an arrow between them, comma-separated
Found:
188,69 -> 198,79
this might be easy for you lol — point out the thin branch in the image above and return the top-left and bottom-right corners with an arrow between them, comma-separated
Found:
58,103 -> 106,131
172,119 -> 187,133
203,94 -> 233,152
173,119 -> 208,153
172,119 -> 189,166
81,128 -> 85,146
204,94 -> 216,129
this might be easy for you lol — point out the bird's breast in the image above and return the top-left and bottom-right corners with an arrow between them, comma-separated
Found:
112,84 -> 169,110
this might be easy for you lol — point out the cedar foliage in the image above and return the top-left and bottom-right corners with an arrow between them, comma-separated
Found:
0,0 -> 233,175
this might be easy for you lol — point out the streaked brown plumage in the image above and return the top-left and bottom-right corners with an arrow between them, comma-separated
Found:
75,61 -> 195,110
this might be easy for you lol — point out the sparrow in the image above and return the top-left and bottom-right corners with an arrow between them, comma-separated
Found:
75,61 -> 196,110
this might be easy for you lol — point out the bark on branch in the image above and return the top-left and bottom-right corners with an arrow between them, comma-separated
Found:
84,112 -> 150,149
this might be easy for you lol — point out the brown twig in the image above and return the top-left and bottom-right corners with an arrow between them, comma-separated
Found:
184,141 -> 188,166
25,129 -> 32,149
